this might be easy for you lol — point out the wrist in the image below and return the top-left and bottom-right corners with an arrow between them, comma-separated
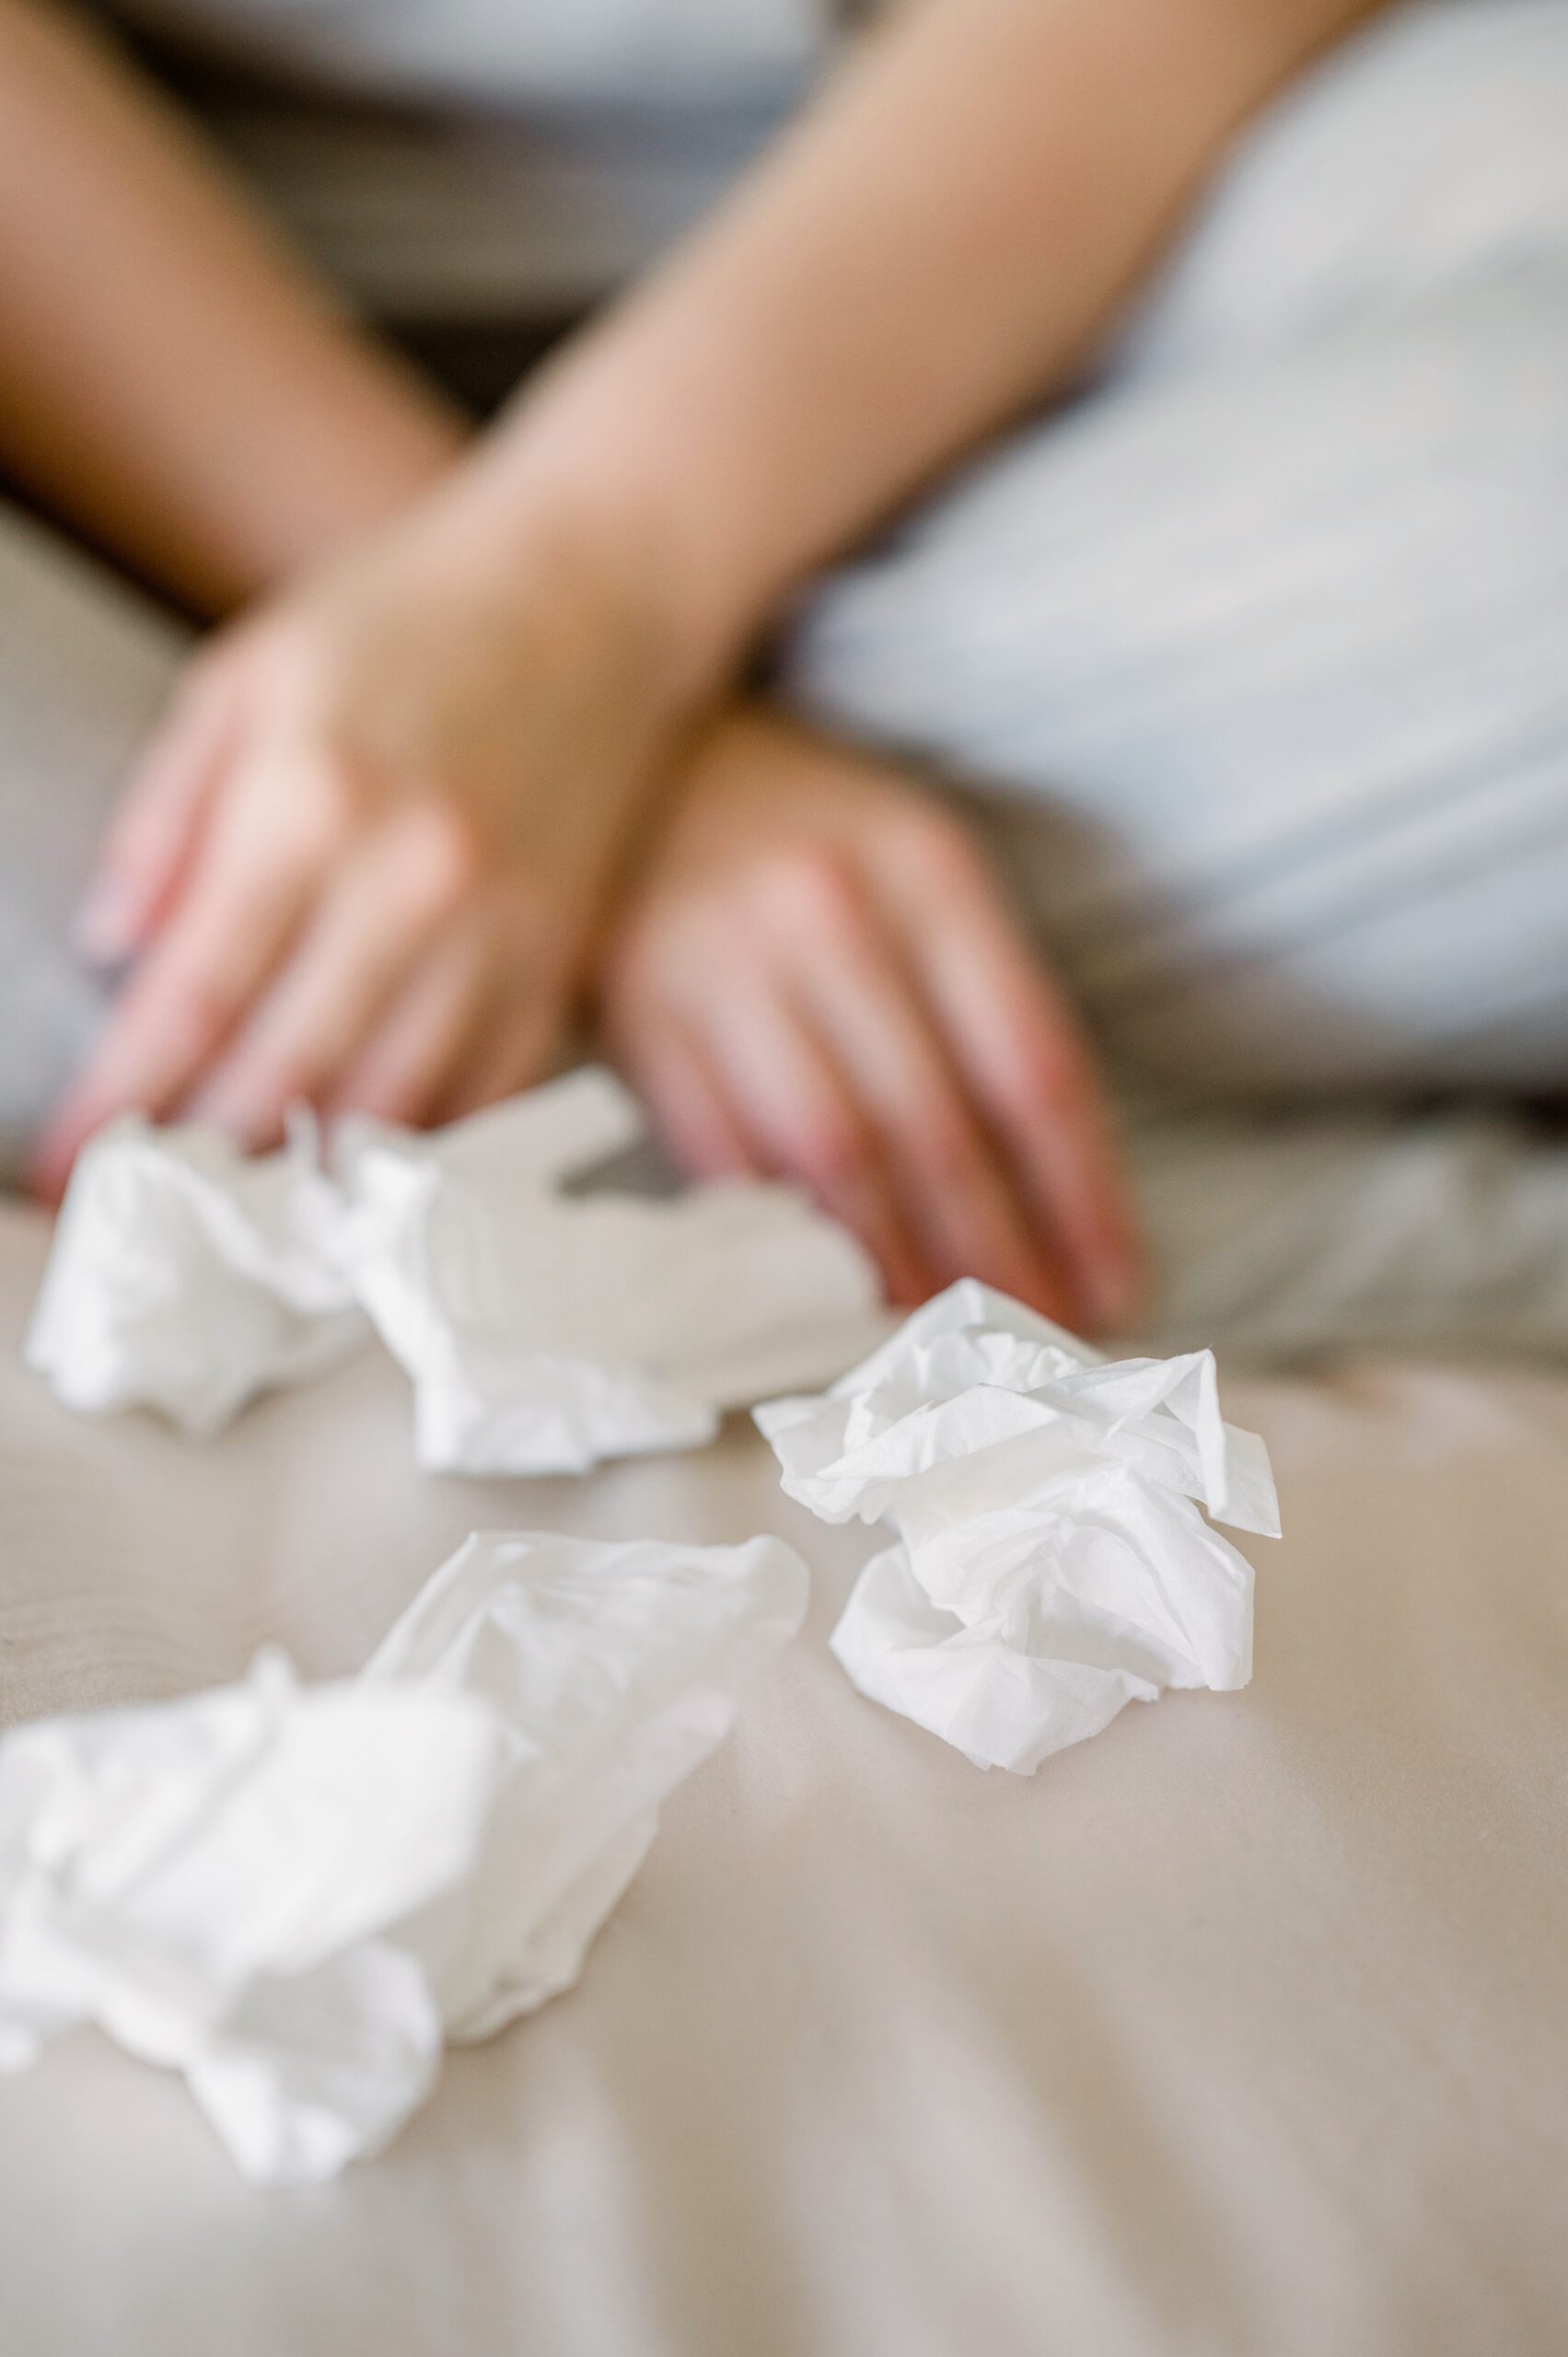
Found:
455,350 -> 775,714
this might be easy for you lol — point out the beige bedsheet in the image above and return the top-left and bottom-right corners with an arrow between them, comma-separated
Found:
0,1193 -> 1564,2357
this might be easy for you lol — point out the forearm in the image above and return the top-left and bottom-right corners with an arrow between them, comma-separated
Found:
0,0 -> 464,613
471,0 -> 1379,677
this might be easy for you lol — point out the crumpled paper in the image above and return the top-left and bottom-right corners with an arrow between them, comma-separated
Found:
756,1280 -> 1279,1773
25,1116 -> 362,1435
0,1528 -> 807,2183
336,1069 -> 885,1474
28,1068 -> 884,1469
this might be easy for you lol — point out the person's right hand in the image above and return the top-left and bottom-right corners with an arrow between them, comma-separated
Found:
598,705 -> 1144,1331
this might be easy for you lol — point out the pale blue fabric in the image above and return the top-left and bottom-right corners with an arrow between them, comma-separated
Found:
782,0 -> 1568,1096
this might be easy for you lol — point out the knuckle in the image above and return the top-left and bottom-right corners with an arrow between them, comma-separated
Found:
291,757 -> 365,854
885,803 -> 981,895
400,799 -> 485,910
749,843 -> 863,941
622,896 -> 733,999
668,899 -> 740,982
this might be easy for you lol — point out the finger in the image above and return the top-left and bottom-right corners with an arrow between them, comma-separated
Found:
873,827 -> 1144,1329
424,865 -> 582,1123
767,857 -> 1076,1318
322,915 -> 498,1129
185,803 -> 480,1146
32,764 -> 331,1191
609,1011 -> 763,1181
691,974 -> 935,1305
74,666 -> 237,964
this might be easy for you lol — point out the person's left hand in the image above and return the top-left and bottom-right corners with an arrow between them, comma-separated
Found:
30,482 -> 695,1199
597,704 -> 1144,1329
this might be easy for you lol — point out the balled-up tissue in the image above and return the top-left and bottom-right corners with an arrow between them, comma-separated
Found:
335,1068 -> 886,1475
0,1529 -> 808,2184
27,1067 -> 885,1469
755,1280 -> 1279,1774
25,1116 -> 362,1435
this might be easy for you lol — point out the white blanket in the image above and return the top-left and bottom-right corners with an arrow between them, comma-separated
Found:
0,1196 -> 1564,2353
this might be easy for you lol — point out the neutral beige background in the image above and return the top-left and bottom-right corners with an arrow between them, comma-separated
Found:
0,1195 -> 1564,2356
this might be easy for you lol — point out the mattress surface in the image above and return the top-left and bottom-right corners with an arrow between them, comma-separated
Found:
0,1197 -> 1563,2357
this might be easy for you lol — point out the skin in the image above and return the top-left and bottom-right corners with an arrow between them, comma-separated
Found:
0,0 -> 464,609
6,0 -> 1381,1322
601,707 -> 1142,1323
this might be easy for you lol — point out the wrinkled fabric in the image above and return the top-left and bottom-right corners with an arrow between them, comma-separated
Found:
757,1281 -> 1278,1772
1,1191 -> 1565,2351
0,1528 -> 808,2183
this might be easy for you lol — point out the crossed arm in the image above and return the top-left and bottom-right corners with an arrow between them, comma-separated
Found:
4,0 -> 1376,1318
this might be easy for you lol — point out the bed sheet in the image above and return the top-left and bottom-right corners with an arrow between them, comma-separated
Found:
0,1197 -> 1563,2357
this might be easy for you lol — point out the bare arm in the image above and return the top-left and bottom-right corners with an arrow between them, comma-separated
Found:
0,0 -> 461,611
480,0 -> 1381,669
41,0 -> 1382,1320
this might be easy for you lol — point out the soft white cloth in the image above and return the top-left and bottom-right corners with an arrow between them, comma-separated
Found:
757,1281 -> 1278,1772
0,1527 -> 808,2184
26,1070 -> 883,1470
24,1116 -> 362,1435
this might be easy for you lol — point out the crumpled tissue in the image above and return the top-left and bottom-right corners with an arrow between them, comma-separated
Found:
756,1279 -> 1279,1773
28,1068 -> 884,1470
336,1067 -> 885,1474
0,1527 -> 807,2183
25,1116 -> 362,1435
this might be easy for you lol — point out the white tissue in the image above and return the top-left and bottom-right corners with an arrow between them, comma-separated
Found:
756,1280 -> 1278,1773
0,1528 -> 807,2183
332,1068 -> 885,1474
25,1116 -> 363,1434
29,1069 -> 885,1470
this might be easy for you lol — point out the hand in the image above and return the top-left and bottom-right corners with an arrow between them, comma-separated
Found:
31,486 -> 691,1198
597,706 -> 1144,1329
